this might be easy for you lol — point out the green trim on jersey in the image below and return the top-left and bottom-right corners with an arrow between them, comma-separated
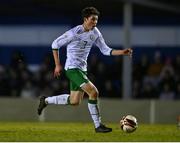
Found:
110,49 -> 113,55
65,68 -> 89,91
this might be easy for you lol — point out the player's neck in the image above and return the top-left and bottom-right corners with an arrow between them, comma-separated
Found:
82,24 -> 90,31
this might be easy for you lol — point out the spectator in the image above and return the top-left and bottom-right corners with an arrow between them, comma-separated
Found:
175,82 -> 180,99
20,81 -> 38,99
159,83 -> 175,100
141,81 -> 158,99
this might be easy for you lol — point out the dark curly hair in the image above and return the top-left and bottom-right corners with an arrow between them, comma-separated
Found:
81,7 -> 100,19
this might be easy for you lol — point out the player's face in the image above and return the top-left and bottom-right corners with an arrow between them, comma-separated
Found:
84,15 -> 98,31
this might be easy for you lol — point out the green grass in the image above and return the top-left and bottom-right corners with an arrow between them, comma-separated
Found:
0,122 -> 179,142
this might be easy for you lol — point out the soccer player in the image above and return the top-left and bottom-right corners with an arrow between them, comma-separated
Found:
37,6 -> 133,133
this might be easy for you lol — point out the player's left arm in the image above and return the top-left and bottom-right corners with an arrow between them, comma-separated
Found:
94,28 -> 133,57
95,36 -> 133,58
111,48 -> 133,58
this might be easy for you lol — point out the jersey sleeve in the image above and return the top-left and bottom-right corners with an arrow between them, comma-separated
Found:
94,28 -> 113,56
52,29 -> 74,50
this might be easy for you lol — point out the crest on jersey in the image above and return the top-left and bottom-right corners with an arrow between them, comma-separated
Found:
90,34 -> 95,41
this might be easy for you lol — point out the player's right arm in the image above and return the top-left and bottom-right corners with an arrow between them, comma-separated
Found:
51,30 -> 74,78
52,50 -> 62,78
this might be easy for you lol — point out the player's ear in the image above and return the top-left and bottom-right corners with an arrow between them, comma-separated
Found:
83,17 -> 87,22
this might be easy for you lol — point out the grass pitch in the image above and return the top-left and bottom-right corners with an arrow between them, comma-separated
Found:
0,122 -> 179,142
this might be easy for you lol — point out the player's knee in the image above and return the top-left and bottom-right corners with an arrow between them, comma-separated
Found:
90,88 -> 99,99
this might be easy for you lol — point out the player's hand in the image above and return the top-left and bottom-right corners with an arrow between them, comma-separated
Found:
54,64 -> 62,78
124,48 -> 133,58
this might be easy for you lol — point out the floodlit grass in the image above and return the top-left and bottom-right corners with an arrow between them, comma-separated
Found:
0,122 -> 179,142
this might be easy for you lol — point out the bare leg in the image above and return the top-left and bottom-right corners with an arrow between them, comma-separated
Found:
81,81 -> 101,128
81,81 -> 112,132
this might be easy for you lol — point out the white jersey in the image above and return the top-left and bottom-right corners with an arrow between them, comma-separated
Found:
52,25 -> 112,71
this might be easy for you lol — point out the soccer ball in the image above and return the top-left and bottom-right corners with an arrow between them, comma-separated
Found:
120,115 -> 138,133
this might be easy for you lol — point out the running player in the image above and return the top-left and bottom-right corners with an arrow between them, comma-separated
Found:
38,6 -> 132,133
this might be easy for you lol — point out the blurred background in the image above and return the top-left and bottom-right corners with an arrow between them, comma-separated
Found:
0,0 -> 180,124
